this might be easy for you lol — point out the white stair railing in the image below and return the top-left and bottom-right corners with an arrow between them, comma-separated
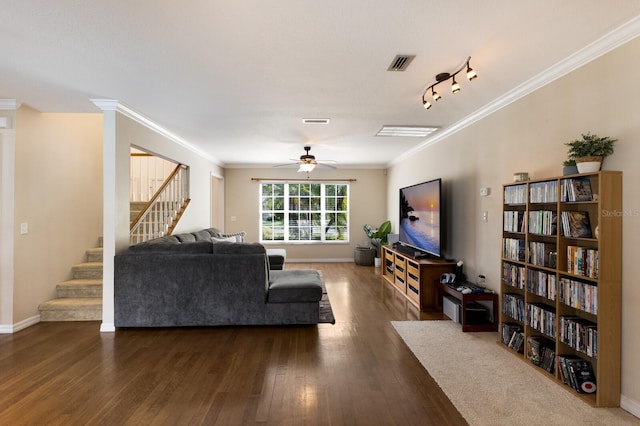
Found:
130,152 -> 176,201
130,164 -> 190,244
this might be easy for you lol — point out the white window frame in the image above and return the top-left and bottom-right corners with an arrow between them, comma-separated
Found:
259,182 -> 350,243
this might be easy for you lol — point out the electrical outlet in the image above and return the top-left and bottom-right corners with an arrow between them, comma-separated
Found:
482,211 -> 488,222
479,187 -> 490,196
20,223 -> 28,234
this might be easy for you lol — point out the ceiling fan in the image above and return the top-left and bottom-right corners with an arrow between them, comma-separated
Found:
275,146 -> 337,172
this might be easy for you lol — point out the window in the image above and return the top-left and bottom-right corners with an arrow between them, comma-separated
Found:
260,182 -> 349,242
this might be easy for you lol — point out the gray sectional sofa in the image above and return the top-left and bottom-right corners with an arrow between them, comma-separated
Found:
114,228 -> 323,327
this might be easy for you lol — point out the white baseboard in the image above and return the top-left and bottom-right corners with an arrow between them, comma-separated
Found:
621,394 -> 640,419
0,315 -> 40,334
100,322 -> 115,332
287,258 -> 355,263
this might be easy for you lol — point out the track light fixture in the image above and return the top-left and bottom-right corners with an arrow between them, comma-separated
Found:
421,56 -> 477,110
432,87 -> 441,102
451,76 -> 460,93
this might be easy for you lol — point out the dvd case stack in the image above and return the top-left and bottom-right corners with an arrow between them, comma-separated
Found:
561,177 -> 593,202
504,210 -> 525,233
527,336 -> 555,373
527,303 -> 556,338
558,356 -> 597,394
529,181 -> 558,203
567,246 -> 599,278
503,238 -> 526,261
529,241 -> 557,267
528,210 -> 557,235
502,262 -> 526,289
502,293 -> 525,322
561,211 -> 592,238
502,323 -> 524,353
559,278 -> 598,314
559,315 -> 598,358
526,269 -> 557,300
504,184 -> 527,205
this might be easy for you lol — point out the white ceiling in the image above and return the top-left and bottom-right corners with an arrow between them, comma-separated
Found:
1,1 -> 640,168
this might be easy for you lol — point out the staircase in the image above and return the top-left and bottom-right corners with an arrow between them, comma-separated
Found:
130,200 -> 147,223
38,241 -> 103,321
38,160 -> 189,321
130,163 -> 190,244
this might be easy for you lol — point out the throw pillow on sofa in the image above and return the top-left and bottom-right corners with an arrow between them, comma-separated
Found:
205,228 -> 246,243
211,235 -> 237,243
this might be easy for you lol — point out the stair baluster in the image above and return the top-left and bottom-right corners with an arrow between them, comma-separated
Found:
130,164 -> 190,244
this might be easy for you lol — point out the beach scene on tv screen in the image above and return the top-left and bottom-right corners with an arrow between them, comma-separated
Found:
400,183 -> 440,255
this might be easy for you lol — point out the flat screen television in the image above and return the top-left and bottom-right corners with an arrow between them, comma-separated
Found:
398,178 -> 443,258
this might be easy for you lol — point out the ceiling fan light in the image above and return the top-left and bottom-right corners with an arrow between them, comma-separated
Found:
432,88 -> 441,101
423,100 -> 432,110
451,77 -> 461,94
298,163 -> 315,173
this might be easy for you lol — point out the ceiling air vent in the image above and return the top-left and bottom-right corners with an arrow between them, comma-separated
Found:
302,118 -> 331,124
387,54 -> 416,72
376,125 -> 438,137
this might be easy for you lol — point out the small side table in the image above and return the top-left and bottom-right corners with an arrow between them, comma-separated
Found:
437,283 -> 498,332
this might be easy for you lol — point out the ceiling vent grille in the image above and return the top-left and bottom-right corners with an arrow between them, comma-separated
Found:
376,125 -> 438,137
387,55 -> 416,72
302,118 -> 331,124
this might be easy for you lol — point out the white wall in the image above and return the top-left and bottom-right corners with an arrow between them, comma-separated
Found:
387,37 -> 640,412
224,167 -> 387,261
10,106 -> 103,326
98,108 -> 224,331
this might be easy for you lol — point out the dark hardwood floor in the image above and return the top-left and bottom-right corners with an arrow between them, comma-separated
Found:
0,262 -> 467,425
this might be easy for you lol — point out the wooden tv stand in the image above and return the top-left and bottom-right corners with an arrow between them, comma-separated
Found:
381,245 -> 455,311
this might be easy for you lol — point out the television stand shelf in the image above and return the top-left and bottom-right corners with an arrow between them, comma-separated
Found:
381,245 -> 455,311
436,283 -> 498,332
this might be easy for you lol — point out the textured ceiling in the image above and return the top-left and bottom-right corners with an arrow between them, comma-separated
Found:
1,1 -> 639,168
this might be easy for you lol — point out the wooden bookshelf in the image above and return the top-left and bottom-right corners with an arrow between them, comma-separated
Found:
381,245 -> 455,311
500,171 -> 622,407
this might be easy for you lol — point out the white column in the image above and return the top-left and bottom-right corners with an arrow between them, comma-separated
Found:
0,100 -> 17,333
92,99 -> 120,332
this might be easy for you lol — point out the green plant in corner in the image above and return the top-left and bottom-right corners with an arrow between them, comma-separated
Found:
562,159 -> 576,167
363,220 -> 392,258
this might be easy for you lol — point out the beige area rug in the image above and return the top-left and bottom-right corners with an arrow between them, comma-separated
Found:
392,320 -> 639,426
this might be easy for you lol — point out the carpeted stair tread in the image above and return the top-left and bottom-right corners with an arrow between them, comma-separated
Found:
86,247 -> 103,262
39,298 -> 102,321
73,261 -> 103,268
72,262 -> 103,279
57,279 -> 103,298
39,297 -> 102,309
38,239 -> 104,322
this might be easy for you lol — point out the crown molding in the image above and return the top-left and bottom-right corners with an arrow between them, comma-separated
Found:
91,99 -> 222,166
90,99 -> 119,111
390,15 -> 640,166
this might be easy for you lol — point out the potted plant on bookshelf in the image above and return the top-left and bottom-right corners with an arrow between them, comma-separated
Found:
562,159 -> 578,176
565,132 -> 617,173
363,220 -> 392,267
